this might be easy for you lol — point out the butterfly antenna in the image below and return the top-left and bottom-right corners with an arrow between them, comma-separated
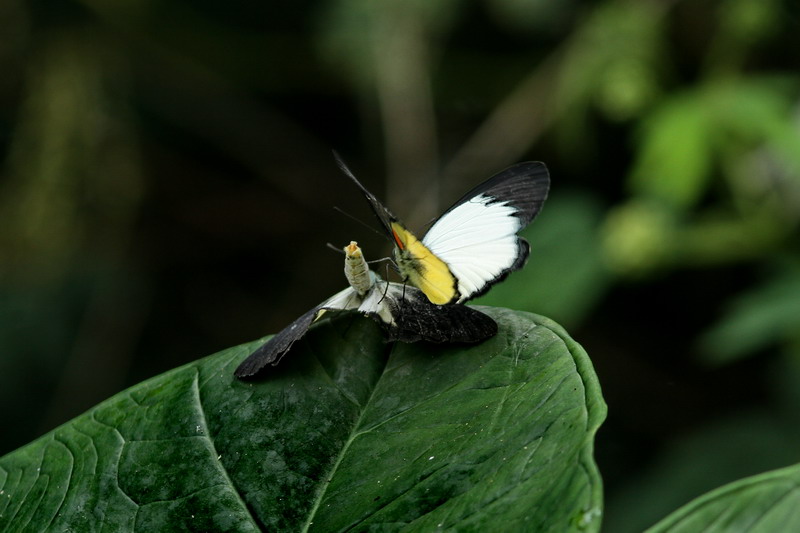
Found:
332,151 -> 376,200
332,206 -> 386,239
367,255 -> 397,270
326,242 -> 346,255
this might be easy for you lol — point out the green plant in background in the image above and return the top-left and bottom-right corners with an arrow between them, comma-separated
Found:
0,28 -> 148,447
555,2 -> 800,530
700,260 -> 800,365
646,464 -> 800,532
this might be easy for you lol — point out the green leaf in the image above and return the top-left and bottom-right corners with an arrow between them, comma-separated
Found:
699,265 -> 800,364
603,410 -> 800,533
628,93 -> 713,210
0,308 -> 605,532
645,463 -> 800,532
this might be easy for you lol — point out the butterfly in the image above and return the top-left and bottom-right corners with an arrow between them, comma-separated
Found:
335,155 -> 550,305
234,242 -> 497,378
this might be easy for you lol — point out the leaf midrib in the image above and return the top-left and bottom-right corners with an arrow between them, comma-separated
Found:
299,341 -> 396,532
193,368 -> 258,528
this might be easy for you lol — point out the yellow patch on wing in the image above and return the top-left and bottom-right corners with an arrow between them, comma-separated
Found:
391,222 -> 458,305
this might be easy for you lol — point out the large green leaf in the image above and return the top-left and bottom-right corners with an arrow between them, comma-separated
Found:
646,463 -> 800,532
0,308 -> 605,532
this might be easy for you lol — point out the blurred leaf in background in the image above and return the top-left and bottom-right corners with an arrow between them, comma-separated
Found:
700,259 -> 800,365
0,24 -> 147,451
474,192 -> 611,328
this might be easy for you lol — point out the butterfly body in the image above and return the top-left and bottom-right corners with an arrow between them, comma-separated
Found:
390,222 -> 459,305
343,241 -> 374,296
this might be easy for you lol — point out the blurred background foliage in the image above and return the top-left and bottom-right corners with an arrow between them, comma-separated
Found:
1,0 -> 799,530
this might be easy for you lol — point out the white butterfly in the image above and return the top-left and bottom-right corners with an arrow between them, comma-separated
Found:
336,155 -> 550,305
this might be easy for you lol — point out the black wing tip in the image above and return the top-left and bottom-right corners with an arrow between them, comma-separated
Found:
234,363 -> 265,380
332,151 -> 399,236
331,151 -> 362,187
234,356 -> 285,380
232,305 -> 326,379
494,160 -> 549,189
507,160 -> 547,173
500,162 -> 550,226
233,342 -> 283,379
493,160 -> 549,184
433,160 -> 551,226
234,366 -> 261,380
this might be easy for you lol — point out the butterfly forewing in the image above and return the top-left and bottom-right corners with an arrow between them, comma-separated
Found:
421,162 -> 550,302
234,286 -> 362,378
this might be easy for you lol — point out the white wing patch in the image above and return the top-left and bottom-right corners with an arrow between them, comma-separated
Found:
321,286 -> 362,311
358,281 -> 397,326
422,195 -> 523,302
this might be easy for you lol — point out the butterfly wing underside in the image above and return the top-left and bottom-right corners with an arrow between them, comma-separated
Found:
233,287 -> 361,378
362,282 -> 498,344
236,280 -> 499,378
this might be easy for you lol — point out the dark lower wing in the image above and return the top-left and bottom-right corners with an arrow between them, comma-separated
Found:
367,283 -> 498,344
234,306 -> 323,378
234,287 -> 361,378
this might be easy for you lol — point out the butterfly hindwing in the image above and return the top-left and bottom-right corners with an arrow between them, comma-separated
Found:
363,282 -> 497,344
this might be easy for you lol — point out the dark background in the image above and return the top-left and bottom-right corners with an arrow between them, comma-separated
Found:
1,0 -> 799,530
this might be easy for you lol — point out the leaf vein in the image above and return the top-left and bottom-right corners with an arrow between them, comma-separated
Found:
300,343 -> 395,532
40,436 -> 73,532
191,369 -> 258,528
